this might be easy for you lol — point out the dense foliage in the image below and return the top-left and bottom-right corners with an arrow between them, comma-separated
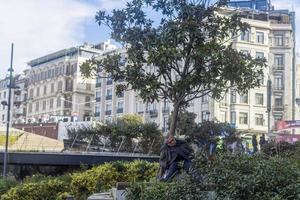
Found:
66,115 -> 163,154
0,160 -> 158,200
127,152 -> 300,200
80,0 -> 266,136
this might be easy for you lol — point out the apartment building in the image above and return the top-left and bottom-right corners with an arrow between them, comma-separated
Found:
26,40 -> 116,123
0,75 -> 27,125
94,5 -> 296,137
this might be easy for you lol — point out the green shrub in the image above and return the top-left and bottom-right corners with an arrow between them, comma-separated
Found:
127,152 -> 300,200
0,177 -> 17,196
1,175 -> 71,200
70,160 -> 158,199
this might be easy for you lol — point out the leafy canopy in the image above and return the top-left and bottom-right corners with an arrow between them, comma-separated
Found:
80,0 -> 266,135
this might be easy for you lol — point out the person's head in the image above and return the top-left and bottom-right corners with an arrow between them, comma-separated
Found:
165,135 -> 176,146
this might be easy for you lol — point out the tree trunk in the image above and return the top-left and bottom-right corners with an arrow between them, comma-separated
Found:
169,102 -> 180,136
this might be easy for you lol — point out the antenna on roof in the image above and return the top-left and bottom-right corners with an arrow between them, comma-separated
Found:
292,0 -> 295,11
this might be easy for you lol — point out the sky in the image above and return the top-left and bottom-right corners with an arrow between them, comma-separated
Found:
0,0 -> 298,78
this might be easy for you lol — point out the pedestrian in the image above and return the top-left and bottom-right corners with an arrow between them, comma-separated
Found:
252,135 -> 258,154
157,135 -> 193,182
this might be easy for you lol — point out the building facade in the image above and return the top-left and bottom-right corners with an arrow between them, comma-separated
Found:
0,74 -> 27,125
94,7 -> 296,137
26,40 -> 116,123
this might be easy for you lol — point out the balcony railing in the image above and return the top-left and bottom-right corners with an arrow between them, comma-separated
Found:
272,65 -> 284,71
273,106 -> 284,112
106,95 -> 112,100
96,82 -> 101,88
273,86 -> 284,91
95,97 -> 101,102
105,110 -> 112,115
94,112 -> 100,117
117,108 -> 123,113
162,107 -> 170,114
149,109 -> 158,118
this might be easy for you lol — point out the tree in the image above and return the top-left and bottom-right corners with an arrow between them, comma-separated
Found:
168,110 -> 197,136
80,0 -> 266,136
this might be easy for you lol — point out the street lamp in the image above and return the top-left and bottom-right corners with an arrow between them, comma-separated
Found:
3,43 -> 14,178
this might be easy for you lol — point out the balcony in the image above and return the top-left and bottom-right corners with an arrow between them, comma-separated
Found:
96,82 -> 101,88
272,65 -> 284,72
64,102 -> 72,109
273,86 -> 284,92
149,109 -> 158,118
117,108 -> 123,113
105,110 -> 111,115
273,106 -> 284,112
106,95 -> 112,100
94,112 -> 100,117
117,93 -> 124,98
95,97 -> 101,102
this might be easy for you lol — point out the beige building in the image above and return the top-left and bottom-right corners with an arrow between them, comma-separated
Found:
26,40 -> 116,123
94,8 -> 296,137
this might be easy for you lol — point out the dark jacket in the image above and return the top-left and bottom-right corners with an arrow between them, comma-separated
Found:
157,139 -> 193,179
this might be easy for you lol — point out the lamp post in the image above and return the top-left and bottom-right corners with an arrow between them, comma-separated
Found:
3,43 -> 14,178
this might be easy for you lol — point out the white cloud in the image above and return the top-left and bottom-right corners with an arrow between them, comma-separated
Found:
0,0 -> 97,76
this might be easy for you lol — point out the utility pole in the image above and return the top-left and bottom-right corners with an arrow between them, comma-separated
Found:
267,79 -> 272,138
3,43 -> 14,178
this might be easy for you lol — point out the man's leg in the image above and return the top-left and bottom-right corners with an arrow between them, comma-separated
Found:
183,159 -> 192,173
163,162 -> 178,181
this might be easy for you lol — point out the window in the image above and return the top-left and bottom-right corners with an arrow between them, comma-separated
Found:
51,83 -> 54,93
36,87 -> 40,96
85,96 -> 91,107
58,81 -> 63,91
239,112 -> 248,125
274,76 -> 283,90
0,92 -> 1,99
95,106 -> 100,115
106,88 -> 112,100
96,91 -> 101,99
43,85 -> 47,95
255,93 -> 263,105
230,112 -> 236,124
256,32 -> 264,44
3,91 -> 6,99
202,111 -> 210,121
274,54 -> 284,67
29,89 -> 33,98
241,30 -> 250,41
57,97 -> 61,107
220,111 -> 227,122
257,74 -> 264,85
2,115 -> 4,122
50,99 -> 54,109
240,50 -> 250,55
275,96 -> 283,106
255,52 -> 264,59
42,100 -> 46,110
28,103 -> 32,113
274,114 -> 283,121
106,103 -> 112,114
117,101 -> 124,113
255,114 -> 264,126
240,93 -> 248,104
136,101 -> 144,113
231,91 -> 236,103
274,34 -> 284,46
202,95 -> 209,103
35,102 -> 39,112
